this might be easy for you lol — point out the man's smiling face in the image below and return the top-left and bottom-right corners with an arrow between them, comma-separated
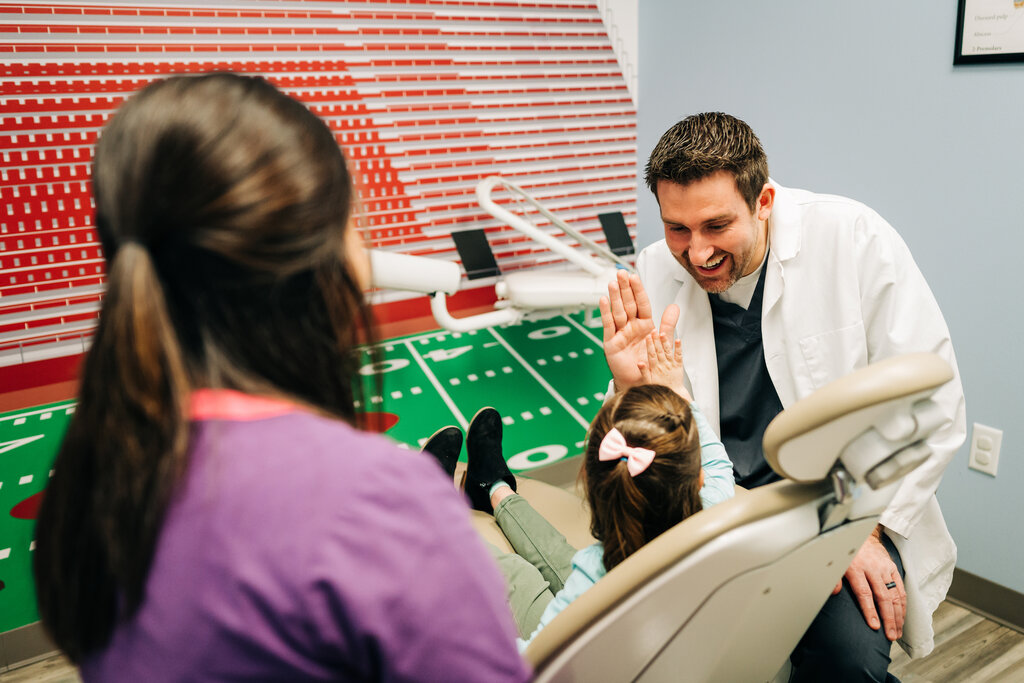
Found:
658,170 -> 773,294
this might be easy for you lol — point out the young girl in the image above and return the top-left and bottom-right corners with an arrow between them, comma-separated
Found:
436,330 -> 735,645
32,73 -> 528,682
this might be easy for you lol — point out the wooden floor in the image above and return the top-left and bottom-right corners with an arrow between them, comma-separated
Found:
890,601 -> 1024,682
2,601 -> 1020,682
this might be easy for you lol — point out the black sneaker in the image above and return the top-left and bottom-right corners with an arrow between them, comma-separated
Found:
422,425 -> 463,480
465,407 -> 516,513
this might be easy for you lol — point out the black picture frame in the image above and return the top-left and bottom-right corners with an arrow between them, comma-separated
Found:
955,0 -> 1024,64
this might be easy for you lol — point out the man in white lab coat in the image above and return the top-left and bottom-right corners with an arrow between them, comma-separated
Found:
601,112 -> 965,680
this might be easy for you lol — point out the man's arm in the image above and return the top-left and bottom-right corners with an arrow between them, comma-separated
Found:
857,215 -> 966,536
840,209 -> 966,641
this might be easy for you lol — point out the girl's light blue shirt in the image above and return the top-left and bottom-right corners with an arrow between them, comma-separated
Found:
519,403 -> 735,650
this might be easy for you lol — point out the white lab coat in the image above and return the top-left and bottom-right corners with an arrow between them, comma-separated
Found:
635,181 -> 966,658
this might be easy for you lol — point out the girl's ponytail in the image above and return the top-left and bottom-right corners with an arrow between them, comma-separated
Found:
594,462 -> 648,570
34,242 -> 190,661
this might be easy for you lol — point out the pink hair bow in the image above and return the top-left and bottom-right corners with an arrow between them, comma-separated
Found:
598,428 -> 655,477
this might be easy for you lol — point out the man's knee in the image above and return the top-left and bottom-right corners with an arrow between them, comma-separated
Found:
790,588 -> 894,682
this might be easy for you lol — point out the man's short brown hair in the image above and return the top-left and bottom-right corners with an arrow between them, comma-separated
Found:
644,112 -> 769,211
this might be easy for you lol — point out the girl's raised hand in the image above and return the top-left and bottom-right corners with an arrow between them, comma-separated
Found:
643,330 -> 692,402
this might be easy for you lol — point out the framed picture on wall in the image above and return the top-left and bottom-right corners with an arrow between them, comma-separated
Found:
955,0 -> 1024,64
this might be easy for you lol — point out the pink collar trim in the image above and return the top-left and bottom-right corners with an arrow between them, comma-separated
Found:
189,389 -> 299,421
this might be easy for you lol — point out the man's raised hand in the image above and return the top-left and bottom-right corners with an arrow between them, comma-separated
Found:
599,270 -> 679,392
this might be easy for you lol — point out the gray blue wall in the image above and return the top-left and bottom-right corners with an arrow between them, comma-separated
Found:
638,2 -> 1023,593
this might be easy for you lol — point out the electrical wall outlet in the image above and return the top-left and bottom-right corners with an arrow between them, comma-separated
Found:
968,423 -> 1002,477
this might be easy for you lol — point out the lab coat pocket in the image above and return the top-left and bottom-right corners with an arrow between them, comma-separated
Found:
797,321 -> 868,390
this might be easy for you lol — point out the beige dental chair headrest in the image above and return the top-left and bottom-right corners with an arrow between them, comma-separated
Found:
763,353 -> 954,486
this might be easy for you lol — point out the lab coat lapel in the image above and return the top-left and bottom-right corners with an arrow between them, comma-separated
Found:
760,180 -> 801,409
762,179 -> 796,318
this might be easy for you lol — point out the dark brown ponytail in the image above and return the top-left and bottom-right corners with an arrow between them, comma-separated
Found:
35,242 -> 190,659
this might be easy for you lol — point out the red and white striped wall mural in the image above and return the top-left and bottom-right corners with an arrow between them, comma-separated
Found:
0,1 -> 637,376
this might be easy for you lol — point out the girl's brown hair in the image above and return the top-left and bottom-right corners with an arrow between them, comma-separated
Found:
33,73 -> 375,661
583,384 -> 703,571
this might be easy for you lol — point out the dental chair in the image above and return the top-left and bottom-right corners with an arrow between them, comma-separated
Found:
470,352 -> 954,682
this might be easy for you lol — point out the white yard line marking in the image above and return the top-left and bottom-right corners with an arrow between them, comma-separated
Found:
488,328 -> 590,430
0,435 -> 45,455
563,314 -> 604,348
384,330 -> 459,347
0,403 -> 76,423
403,340 -> 469,429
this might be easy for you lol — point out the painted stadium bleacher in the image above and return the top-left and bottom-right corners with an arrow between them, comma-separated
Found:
0,0 -> 637,381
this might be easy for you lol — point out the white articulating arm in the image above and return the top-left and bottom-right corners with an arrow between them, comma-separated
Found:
370,177 -> 635,332
476,175 -> 634,275
369,249 -> 520,332
430,292 -> 521,332
369,249 -> 461,296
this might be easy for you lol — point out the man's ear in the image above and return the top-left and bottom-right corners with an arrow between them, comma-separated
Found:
756,183 -> 775,221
